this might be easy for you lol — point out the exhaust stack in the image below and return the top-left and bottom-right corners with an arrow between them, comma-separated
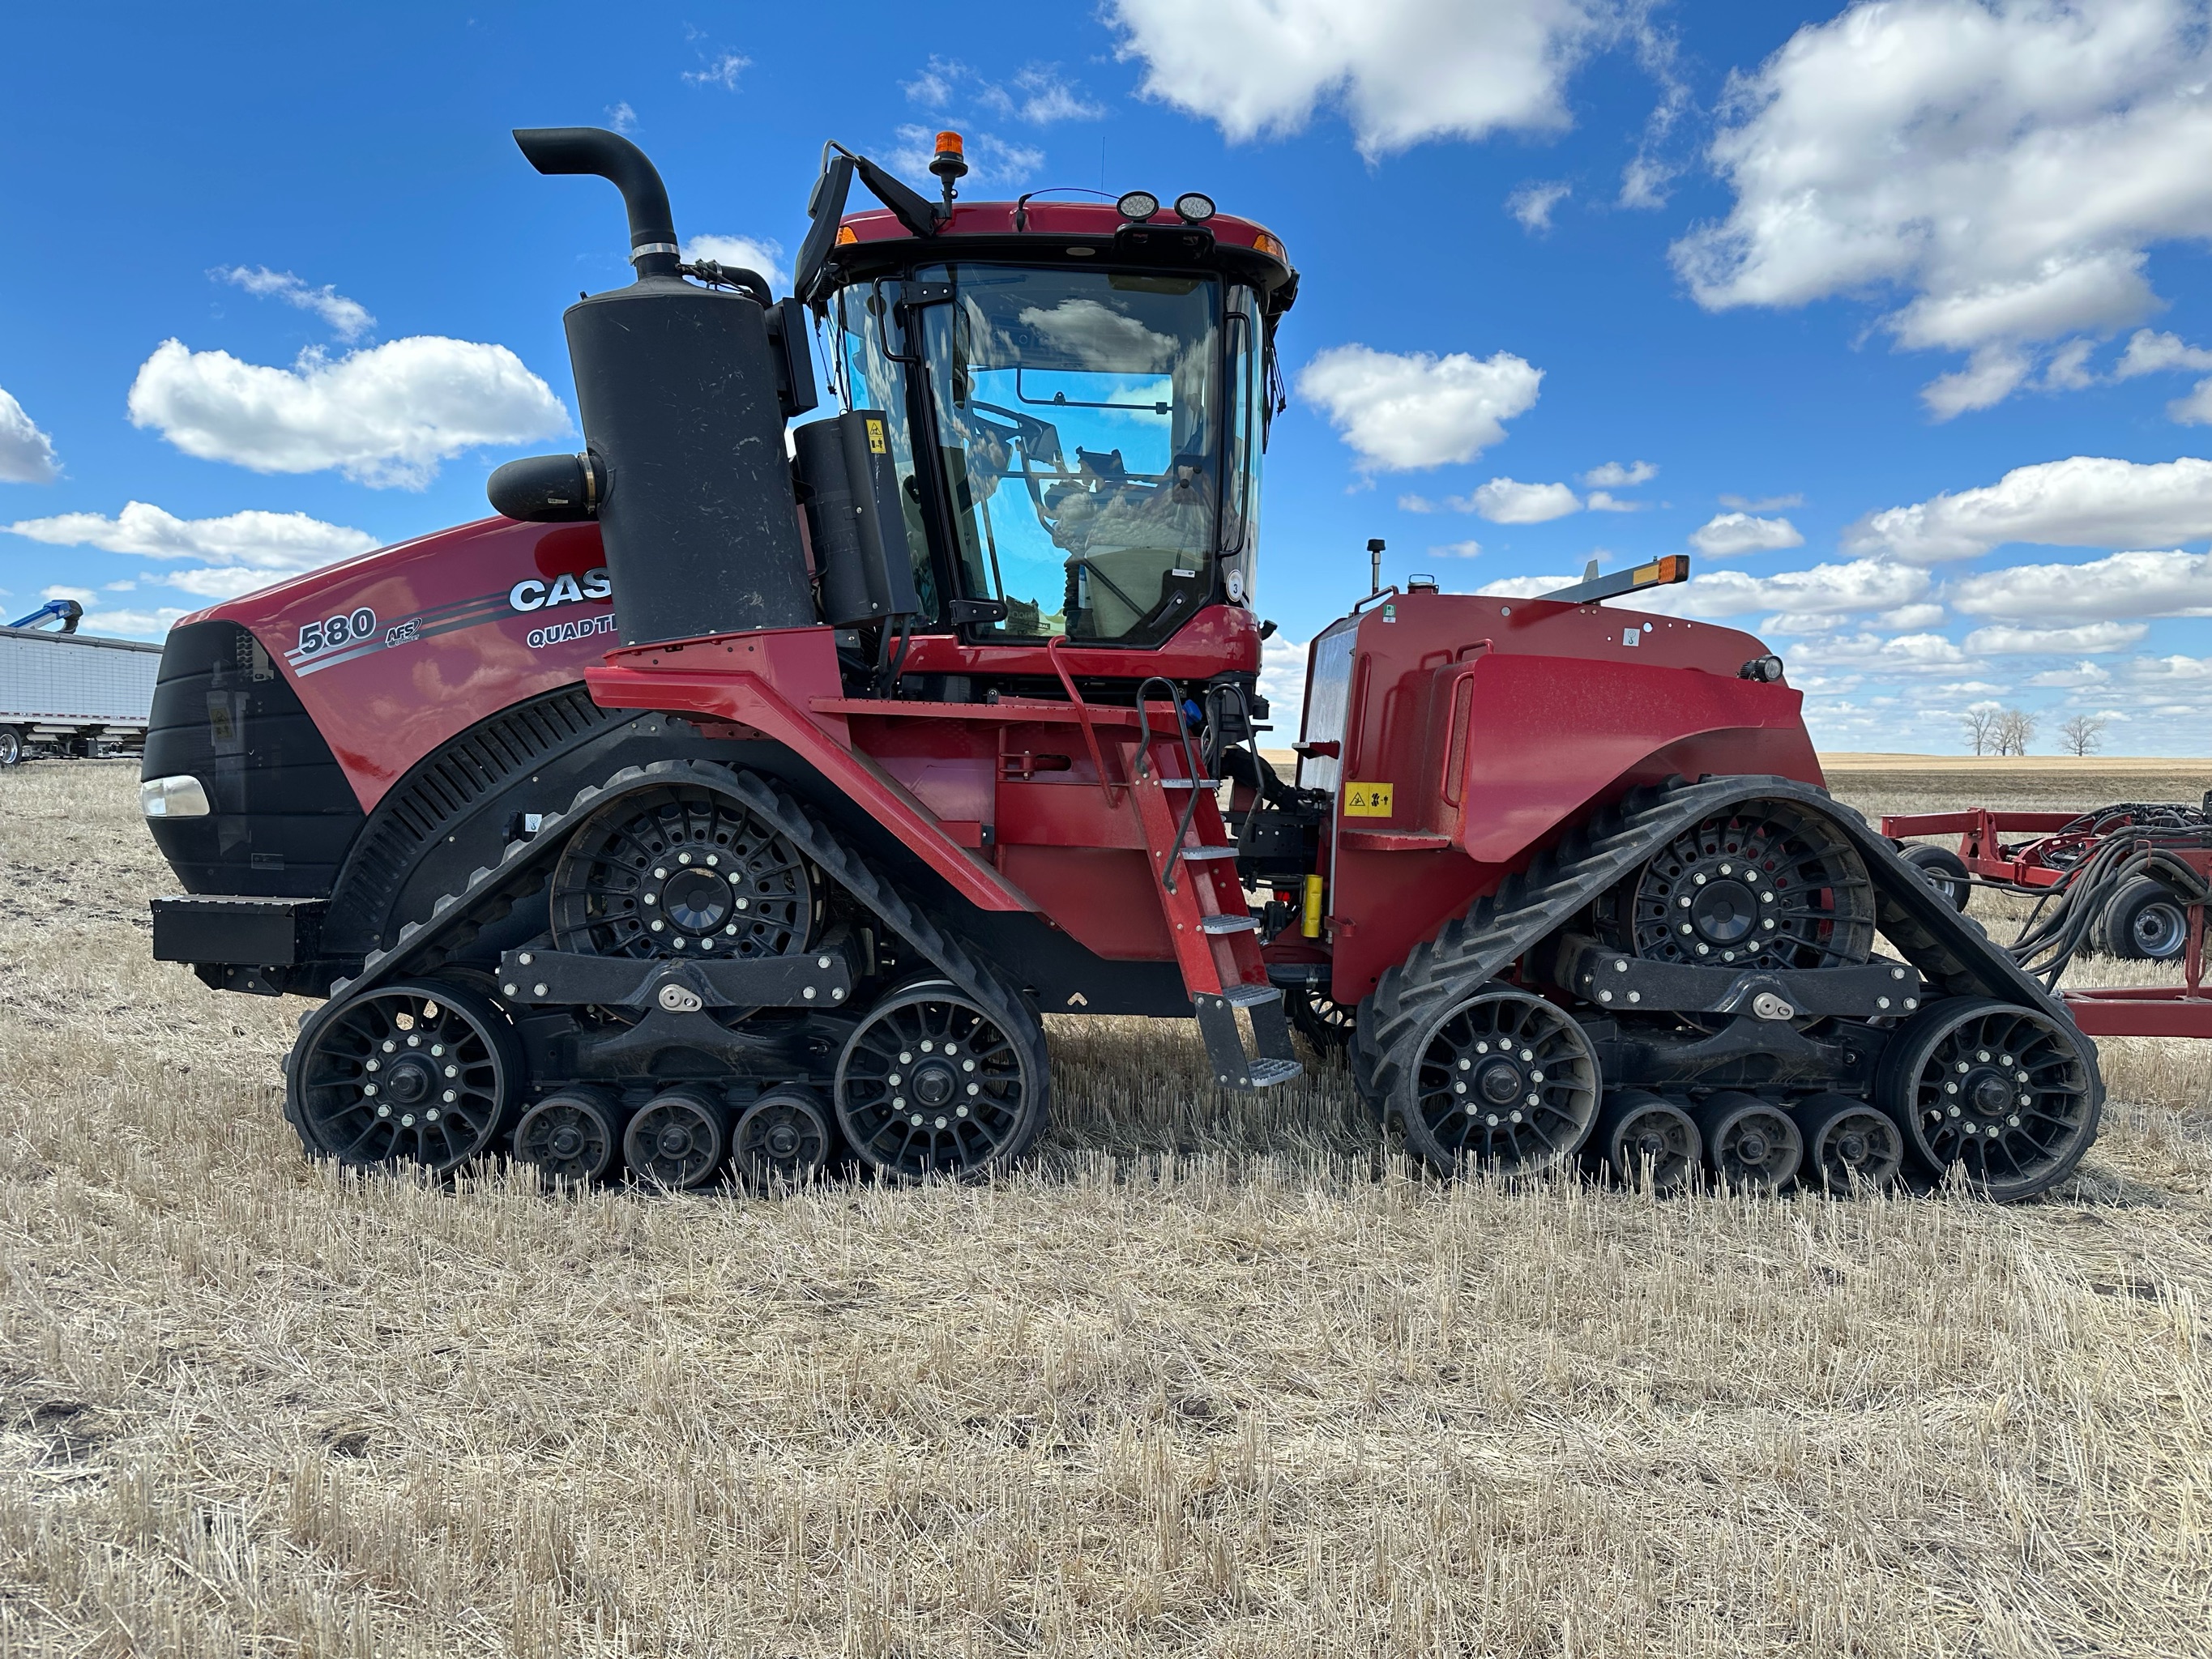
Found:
506,126 -> 813,646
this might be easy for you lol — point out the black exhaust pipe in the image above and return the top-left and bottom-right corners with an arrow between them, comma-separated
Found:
505,126 -> 814,646
512,127 -> 680,279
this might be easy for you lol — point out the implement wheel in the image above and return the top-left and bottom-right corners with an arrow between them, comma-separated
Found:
1385,987 -> 1600,1176
1902,844 -> 1972,912
2099,876 -> 2189,962
1875,998 -> 2100,1201
290,981 -> 522,1173
834,983 -> 1045,1180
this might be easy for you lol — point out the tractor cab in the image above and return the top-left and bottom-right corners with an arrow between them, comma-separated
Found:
799,134 -> 1296,653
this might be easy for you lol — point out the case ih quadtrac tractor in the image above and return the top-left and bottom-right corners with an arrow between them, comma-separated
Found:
142,128 -> 2102,1201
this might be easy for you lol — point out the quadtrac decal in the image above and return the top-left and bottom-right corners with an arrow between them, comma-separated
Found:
284,565 -> 613,676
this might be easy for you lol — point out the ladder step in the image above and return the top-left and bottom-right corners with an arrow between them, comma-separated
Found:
1223,983 -> 1281,1008
1176,845 -> 1240,861
1199,914 -> 1262,935
1245,1056 -> 1304,1090
1159,778 -> 1220,790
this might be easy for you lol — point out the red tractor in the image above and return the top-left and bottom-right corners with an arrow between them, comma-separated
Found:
140,128 -> 2102,1201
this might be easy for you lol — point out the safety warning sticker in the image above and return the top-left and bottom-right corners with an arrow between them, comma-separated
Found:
1343,783 -> 1394,817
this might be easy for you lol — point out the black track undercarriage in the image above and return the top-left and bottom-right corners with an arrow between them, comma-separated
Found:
283,763 -> 2102,1204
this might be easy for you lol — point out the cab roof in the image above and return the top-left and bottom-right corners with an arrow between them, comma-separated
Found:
830,199 -> 1299,315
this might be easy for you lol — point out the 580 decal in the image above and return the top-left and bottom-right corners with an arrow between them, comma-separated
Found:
297,607 -> 377,656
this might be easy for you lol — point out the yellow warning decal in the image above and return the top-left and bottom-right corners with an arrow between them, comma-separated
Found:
865,417 -> 887,454
1343,782 -> 1394,817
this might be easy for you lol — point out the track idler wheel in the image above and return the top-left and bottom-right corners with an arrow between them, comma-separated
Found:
1693,1091 -> 1802,1192
734,1088 -> 835,1191
1790,1094 -> 1905,1193
834,983 -> 1045,1180
623,1089 -> 729,1190
1384,986 -> 1600,1176
1595,1090 -> 1701,1192
513,1088 -> 624,1184
290,980 -> 523,1174
1875,998 -> 2100,1201
1614,799 -> 1876,970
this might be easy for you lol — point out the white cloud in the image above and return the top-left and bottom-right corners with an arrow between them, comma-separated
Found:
1585,491 -> 1645,513
681,234 -> 788,292
1432,540 -> 1484,558
1719,491 -> 1801,511
1654,558 -> 1932,623
2041,339 -> 2098,390
1108,0 -> 1606,158
1261,630 -> 1311,740
2165,380 -> 2212,424
1508,181 -> 1570,232
904,58 -> 1104,123
1471,478 -> 1580,522
1672,0 -> 2212,413
83,607 -> 187,638
1949,548 -> 2212,621
6,501 -> 378,604
606,101 -> 638,134
2115,327 -> 2212,377
1920,345 -> 2032,422
0,386 -> 60,484
1962,621 -> 2150,654
1847,456 -> 2212,564
1582,459 -> 1657,488
1689,511 -> 1802,558
1297,346 -> 1542,472
41,586 -> 96,605
684,52 -> 750,90
890,125 -> 1043,189
126,337 -> 568,488
1476,574 -> 1578,599
216,266 -> 374,341
1877,602 -> 1947,630
2029,660 -> 2114,688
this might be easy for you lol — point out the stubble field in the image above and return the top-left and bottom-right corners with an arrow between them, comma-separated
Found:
2,757 -> 2210,1657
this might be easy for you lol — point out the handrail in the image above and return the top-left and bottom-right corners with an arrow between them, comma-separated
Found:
1046,635 -> 1119,805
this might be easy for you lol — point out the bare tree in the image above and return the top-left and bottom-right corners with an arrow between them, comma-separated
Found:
1962,706 -> 2002,755
1992,707 -> 2039,757
2060,712 -> 2109,757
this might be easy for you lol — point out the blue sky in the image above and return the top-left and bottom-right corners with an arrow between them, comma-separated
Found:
5,0 -> 2212,755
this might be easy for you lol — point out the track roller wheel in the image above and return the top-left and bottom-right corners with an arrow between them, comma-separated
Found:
1595,1090 -> 1701,1192
1383,986 -> 1600,1176
834,982 -> 1045,1180
1693,1092 -> 1802,1192
623,1089 -> 729,1190
1287,985 -> 1358,1056
734,1088 -> 835,1191
1790,1094 -> 1905,1193
289,980 -> 522,1174
513,1088 -> 624,1184
1875,998 -> 2099,1201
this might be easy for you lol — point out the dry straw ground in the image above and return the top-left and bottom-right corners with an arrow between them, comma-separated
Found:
2,759 -> 2210,1657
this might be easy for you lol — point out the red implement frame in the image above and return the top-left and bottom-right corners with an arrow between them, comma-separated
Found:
1883,809 -> 2212,1039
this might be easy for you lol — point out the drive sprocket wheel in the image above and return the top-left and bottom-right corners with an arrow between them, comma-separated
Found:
1384,986 -> 1599,1176
550,786 -> 813,961
1611,800 -> 1875,971
290,980 -> 522,1174
834,983 -> 1045,1181
1875,997 -> 2099,1201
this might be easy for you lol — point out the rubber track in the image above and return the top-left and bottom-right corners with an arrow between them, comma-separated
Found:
287,759 -> 1051,1165
1352,774 -> 2097,1115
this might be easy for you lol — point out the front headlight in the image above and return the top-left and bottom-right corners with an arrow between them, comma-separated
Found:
141,775 -> 212,818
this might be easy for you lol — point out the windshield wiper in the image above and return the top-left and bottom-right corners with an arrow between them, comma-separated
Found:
1014,368 -> 1169,415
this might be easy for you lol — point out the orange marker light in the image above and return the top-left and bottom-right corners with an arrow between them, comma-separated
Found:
935,130 -> 964,159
